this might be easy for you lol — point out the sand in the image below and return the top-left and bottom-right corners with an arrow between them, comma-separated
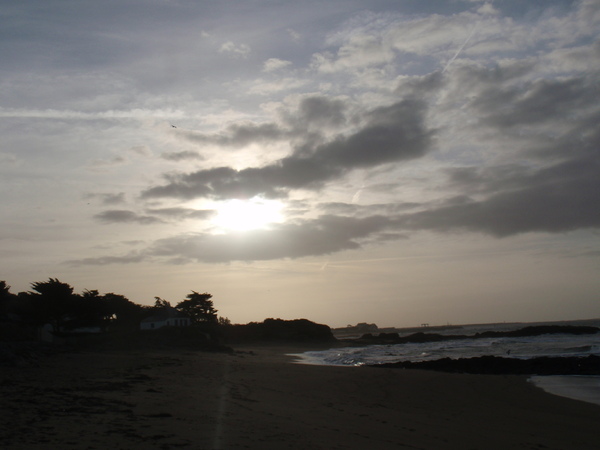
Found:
2,344 -> 599,449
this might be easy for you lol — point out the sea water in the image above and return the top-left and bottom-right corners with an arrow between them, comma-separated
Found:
292,319 -> 600,406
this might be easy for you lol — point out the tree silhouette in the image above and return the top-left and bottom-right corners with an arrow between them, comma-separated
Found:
153,297 -> 172,311
29,278 -> 77,332
0,281 -> 17,316
103,293 -> 147,328
176,291 -> 217,323
67,289 -> 113,331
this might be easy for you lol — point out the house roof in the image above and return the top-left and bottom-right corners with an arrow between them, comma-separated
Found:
140,307 -> 189,323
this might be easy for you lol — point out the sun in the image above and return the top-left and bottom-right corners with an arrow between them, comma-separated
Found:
212,198 -> 284,231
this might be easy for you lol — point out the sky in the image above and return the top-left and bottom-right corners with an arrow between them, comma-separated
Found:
1,0 -> 599,328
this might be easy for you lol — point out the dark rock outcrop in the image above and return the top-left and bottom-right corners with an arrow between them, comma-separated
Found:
221,318 -> 335,343
353,325 -> 599,346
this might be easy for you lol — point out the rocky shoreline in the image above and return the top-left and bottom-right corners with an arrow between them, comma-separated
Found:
353,324 -> 599,346
372,354 -> 600,375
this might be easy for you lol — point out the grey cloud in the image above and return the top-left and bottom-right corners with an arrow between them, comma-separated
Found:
445,164 -> 534,195
319,201 -> 421,216
183,122 -> 288,148
395,71 -> 445,98
65,252 -> 146,266
148,214 -> 392,263
296,96 -> 348,129
83,144 -> 600,264
72,214 -> 393,265
94,210 -> 163,225
160,151 -> 204,161
129,145 -> 152,157
84,192 -> 126,205
310,99 -> 432,167
145,207 -> 215,220
88,155 -> 127,169
180,96 -> 349,151
142,98 -> 434,200
401,154 -> 600,237
469,72 -> 598,129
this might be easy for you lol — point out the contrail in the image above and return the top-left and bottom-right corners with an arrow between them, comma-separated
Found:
442,24 -> 478,73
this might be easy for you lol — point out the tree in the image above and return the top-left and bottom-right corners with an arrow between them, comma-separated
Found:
29,278 -> 77,332
68,289 -> 113,331
218,316 -> 231,326
103,293 -> 146,328
0,281 -> 15,314
153,297 -> 172,310
176,291 -> 217,323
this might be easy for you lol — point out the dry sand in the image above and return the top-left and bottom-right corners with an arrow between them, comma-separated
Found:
1,344 -> 599,449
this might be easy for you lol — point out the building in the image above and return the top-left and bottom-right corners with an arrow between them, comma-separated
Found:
140,307 -> 191,330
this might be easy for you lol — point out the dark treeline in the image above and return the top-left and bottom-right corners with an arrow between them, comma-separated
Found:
0,278 -> 221,338
0,278 -> 335,347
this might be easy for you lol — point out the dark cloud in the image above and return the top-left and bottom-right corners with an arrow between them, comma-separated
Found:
401,154 -> 600,237
94,207 -> 215,224
65,252 -> 146,266
94,210 -> 163,225
74,214 -> 392,265
160,151 -> 204,161
84,192 -> 126,205
395,70 -> 445,98
318,201 -> 420,216
82,148 -> 600,265
148,214 -> 392,263
183,122 -> 288,147
145,207 -> 215,220
142,98 -> 434,200
179,95 -> 349,150
472,74 -> 599,130
295,96 -> 348,128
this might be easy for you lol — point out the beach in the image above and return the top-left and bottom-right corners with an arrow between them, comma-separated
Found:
2,344 -> 600,449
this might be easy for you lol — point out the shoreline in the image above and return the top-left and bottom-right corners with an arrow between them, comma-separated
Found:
1,344 -> 599,449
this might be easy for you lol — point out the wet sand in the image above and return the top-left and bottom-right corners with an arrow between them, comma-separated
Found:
1,344 -> 599,449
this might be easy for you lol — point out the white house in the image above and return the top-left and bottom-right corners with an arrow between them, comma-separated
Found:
140,307 -> 191,330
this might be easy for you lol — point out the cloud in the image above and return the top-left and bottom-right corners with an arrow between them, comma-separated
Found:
129,145 -> 152,157
0,153 -> 18,165
180,122 -> 289,148
219,41 -> 251,58
94,207 -> 215,225
45,1 -> 600,269
150,214 -> 391,263
70,212 -> 395,265
94,210 -> 163,225
65,252 -> 146,266
287,28 -> 301,42
401,146 -> 600,237
263,58 -> 292,72
88,155 -> 127,170
160,150 -> 204,161
147,95 -> 347,155
312,32 -> 395,73
292,95 -> 348,129
248,77 -> 308,95
142,98 -> 434,200
470,74 -> 599,130
84,193 -> 126,205
145,207 -> 215,221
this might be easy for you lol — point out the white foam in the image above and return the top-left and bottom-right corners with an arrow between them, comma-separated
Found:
530,375 -> 600,406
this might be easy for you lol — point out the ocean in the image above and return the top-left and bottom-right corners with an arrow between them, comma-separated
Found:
292,319 -> 600,406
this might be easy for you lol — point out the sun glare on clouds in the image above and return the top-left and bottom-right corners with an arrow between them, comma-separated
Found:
212,198 -> 284,232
